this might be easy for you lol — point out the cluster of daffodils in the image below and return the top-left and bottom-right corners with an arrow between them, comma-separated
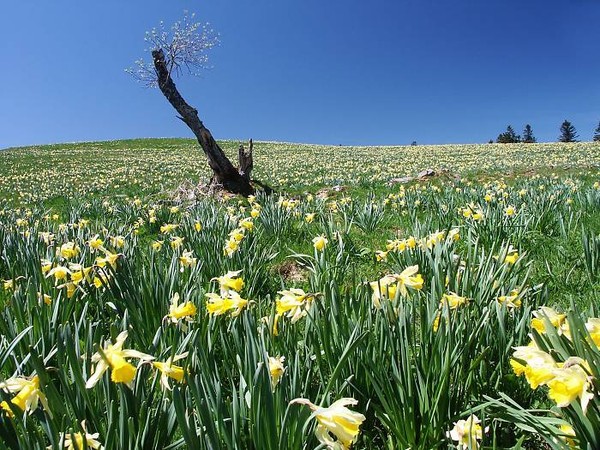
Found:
205,270 -> 249,317
460,203 -> 485,221
84,330 -> 189,393
510,307 -> 598,413
291,397 -> 366,450
377,228 -> 459,262
223,216 -> 254,257
41,238 -> 123,298
369,266 -> 424,308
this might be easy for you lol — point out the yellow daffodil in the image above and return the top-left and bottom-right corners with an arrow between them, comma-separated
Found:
504,250 -> 519,264
531,307 -> 566,334
194,221 -> 202,232
369,275 -> 399,308
39,231 -> 55,245
41,258 -> 52,274
69,264 -> 92,285
178,250 -> 197,271
59,242 -> 80,259
46,265 -> 72,284
505,205 -> 516,216
110,236 -> 125,249
57,420 -> 102,450
170,236 -> 184,249
586,318 -> 600,347
510,346 -> 557,389
0,375 -> 49,415
160,223 -> 178,234
212,270 -> 244,295
86,331 -> 154,388
312,235 -> 328,251
291,397 -> 366,449
152,352 -> 188,390
229,228 -> 245,242
87,235 -> 104,252
239,217 -> 254,231
151,240 -> 164,251
276,288 -> 315,323
205,291 -> 249,317
93,273 -> 110,289
305,213 -> 315,223
166,293 -> 197,323
497,290 -> 521,309
440,292 -> 468,309
394,265 -> 424,297
224,238 -> 240,257
447,414 -> 486,450
268,355 -> 285,389
375,250 -> 388,262
37,292 -> 52,305
547,364 -> 594,412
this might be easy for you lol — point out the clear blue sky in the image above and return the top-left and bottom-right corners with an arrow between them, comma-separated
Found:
2,0 -> 599,148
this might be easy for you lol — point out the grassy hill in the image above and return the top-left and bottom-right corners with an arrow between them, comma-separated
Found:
1,138 -> 599,205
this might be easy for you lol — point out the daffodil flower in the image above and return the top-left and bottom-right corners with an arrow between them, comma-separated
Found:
440,292 -> 468,309
586,318 -> 600,347
205,291 -> 249,317
46,265 -> 72,284
170,236 -> 184,249
87,235 -> 104,252
497,290 -> 521,309
394,265 -> 424,297
0,375 -> 49,416
165,293 -> 197,324
312,235 -> 328,251
447,414 -> 487,449
547,363 -> 594,413
531,306 -> 566,334
59,242 -> 80,259
291,397 -> 366,449
160,223 -> 178,234
510,346 -> 557,389
268,355 -> 285,389
56,420 -> 102,450
86,331 -> 154,388
276,288 -> 315,323
212,270 -> 244,295
178,250 -> 197,271
152,352 -> 188,390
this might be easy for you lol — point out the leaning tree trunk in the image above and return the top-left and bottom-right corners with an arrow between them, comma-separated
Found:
152,49 -> 254,196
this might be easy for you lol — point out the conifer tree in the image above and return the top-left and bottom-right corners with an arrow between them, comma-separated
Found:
593,121 -> 600,142
558,120 -> 579,142
496,125 -> 520,144
522,124 -> 536,143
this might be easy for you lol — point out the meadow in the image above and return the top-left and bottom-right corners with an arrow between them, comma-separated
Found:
1,139 -> 600,449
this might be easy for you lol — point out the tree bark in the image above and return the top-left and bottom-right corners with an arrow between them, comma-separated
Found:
152,49 -> 254,196
238,139 -> 253,183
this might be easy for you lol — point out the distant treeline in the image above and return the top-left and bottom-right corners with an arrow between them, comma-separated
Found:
491,120 -> 600,144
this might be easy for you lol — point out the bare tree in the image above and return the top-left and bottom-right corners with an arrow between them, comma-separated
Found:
127,12 -> 255,195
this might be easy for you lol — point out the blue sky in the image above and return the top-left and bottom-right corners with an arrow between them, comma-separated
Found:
2,0 -> 599,148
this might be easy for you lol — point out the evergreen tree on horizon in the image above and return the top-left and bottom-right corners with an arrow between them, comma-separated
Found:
522,124 -> 536,143
496,125 -> 521,143
593,121 -> 600,142
559,120 -> 579,142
